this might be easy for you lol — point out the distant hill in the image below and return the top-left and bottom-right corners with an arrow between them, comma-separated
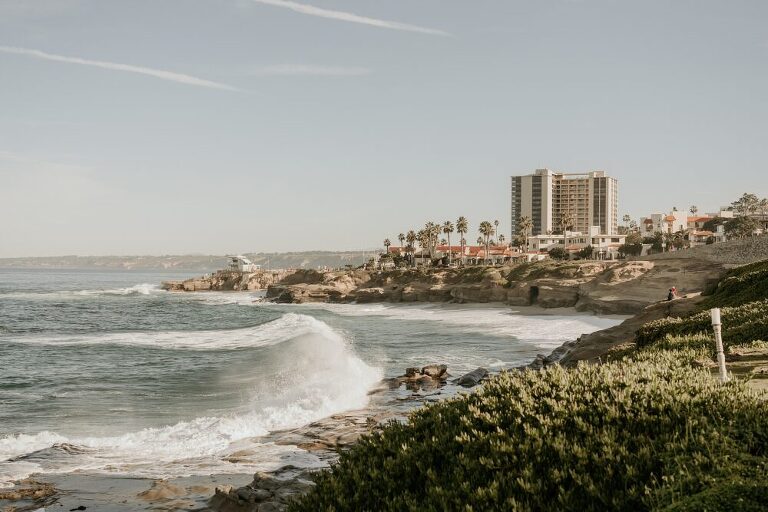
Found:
0,251 -> 375,271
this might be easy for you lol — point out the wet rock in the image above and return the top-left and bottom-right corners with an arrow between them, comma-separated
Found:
529,354 -> 554,370
0,480 -> 57,503
208,467 -> 317,512
137,480 -> 186,501
354,287 -> 387,303
405,367 -> 420,378
421,364 -> 447,379
456,367 -> 488,387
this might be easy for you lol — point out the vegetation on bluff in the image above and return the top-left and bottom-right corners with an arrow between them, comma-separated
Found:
290,350 -> 768,511
636,260 -> 768,349
700,259 -> 768,308
289,259 -> 768,512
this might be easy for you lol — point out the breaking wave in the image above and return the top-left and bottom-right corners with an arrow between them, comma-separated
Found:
0,314 -> 382,486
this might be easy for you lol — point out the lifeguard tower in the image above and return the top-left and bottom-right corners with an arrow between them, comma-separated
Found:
227,255 -> 260,273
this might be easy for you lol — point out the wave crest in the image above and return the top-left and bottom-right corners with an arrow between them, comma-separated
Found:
0,314 -> 382,485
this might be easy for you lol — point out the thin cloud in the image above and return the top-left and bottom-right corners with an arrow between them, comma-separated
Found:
0,46 -> 239,91
251,0 -> 450,36
250,64 -> 371,76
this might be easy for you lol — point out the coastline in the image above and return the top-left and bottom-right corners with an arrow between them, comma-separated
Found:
6,238 -> 768,511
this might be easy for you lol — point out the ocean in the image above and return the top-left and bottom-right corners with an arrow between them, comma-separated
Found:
0,268 -> 623,488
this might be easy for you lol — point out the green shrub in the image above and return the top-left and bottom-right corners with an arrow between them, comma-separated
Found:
700,259 -> 768,308
289,357 -> 768,512
635,300 -> 768,348
548,246 -> 569,260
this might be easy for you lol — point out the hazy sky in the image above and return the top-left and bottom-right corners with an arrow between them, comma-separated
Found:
1,0 -> 766,257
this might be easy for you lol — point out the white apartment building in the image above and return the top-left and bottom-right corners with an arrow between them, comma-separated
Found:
510,168 -> 618,238
526,226 -> 626,260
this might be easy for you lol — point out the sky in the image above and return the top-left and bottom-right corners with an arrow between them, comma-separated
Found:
1,0 -> 766,257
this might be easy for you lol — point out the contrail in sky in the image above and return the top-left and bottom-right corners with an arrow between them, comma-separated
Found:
251,0 -> 450,36
0,45 -> 239,91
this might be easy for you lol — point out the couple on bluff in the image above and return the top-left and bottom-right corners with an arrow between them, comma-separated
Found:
667,286 -> 678,301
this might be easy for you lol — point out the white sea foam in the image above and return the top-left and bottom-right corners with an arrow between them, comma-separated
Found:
0,314 -> 382,486
1,283 -> 163,300
296,302 -> 624,348
12,313 -> 339,350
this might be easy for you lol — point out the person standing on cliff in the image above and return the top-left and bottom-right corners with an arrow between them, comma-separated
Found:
667,288 -> 675,301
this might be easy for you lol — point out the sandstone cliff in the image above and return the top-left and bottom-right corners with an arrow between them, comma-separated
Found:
262,258 -> 723,316
162,269 -> 298,292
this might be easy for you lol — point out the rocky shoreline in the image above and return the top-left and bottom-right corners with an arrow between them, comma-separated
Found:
1,365 -> 489,512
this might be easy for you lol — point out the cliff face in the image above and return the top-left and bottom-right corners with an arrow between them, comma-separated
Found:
162,269 -> 298,292
262,258 -> 724,315
163,257 -> 724,317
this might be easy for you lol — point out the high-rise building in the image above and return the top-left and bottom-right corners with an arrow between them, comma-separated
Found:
510,168 -> 618,238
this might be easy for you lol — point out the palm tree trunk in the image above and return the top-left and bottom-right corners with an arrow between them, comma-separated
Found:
447,232 -> 452,265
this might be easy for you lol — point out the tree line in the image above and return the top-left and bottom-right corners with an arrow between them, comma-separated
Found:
383,217 -> 508,266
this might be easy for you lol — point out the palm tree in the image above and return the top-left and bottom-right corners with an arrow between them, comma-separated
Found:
478,221 -> 495,265
398,233 -> 405,251
689,205 -> 698,216
498,233 -> 506,245
423,222 -> 440,259
383,238 -> 391,254
442,221 -> 455,265
622,214 -> 631,226
559,211 -> 575,256
456,216 -> 468,265
430,222 -> 441,257
406,230 -> 417,267
417,229 -> 431,266
494,219 -> 500,242
518,216 -> 533,252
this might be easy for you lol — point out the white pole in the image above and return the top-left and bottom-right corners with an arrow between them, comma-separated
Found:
710,308 -> 729,383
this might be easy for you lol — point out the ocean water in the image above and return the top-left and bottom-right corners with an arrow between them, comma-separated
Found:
0,268 -> 623,487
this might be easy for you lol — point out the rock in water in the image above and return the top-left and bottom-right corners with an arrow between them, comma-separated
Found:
457,367 -> 488,387
137,480 -> 185,501
421,364 -> 447,379
404,367 -> 420,378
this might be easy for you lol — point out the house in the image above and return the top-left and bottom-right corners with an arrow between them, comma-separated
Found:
688,230 -> 715,246
228,255 -> 260,273
640,211 -> 687,235
687,216 -> 713,230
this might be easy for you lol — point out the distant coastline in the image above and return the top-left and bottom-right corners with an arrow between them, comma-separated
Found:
0,251 -> 375,272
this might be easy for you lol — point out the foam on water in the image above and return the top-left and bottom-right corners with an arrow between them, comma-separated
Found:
295,302 -> 625,349
10,313 -> 339,350
1,283 -> 163,300
0,314 -> 382,486
77,283 -> 162,296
